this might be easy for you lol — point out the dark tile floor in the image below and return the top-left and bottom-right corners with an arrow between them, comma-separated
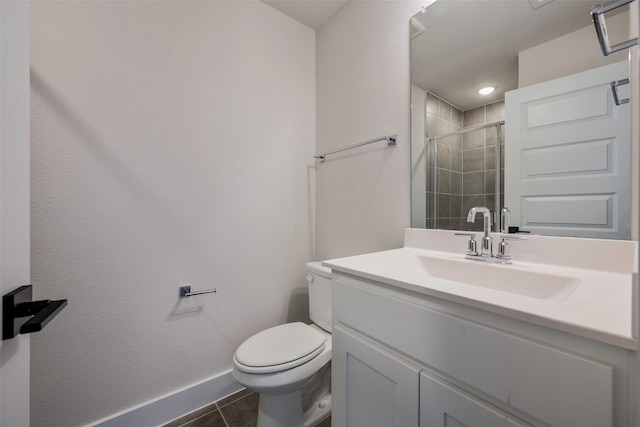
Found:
163,388 -> 331,427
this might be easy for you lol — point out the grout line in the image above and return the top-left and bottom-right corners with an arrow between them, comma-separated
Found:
215,402 -> 231,427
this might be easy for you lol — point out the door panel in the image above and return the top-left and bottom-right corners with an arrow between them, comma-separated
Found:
505,60 -> 630,238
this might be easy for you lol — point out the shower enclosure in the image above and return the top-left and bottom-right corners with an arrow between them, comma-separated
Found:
422,92 -> 505,232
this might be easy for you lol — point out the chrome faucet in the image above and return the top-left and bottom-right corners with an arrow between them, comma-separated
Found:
455,206 -> 526,264
467,206 -> 493,257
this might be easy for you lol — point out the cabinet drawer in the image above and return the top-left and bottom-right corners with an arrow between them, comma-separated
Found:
334,277 -> 614,427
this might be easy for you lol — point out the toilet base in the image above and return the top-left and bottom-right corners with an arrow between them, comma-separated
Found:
257,391 -> 304,427
256,390 -> 331,427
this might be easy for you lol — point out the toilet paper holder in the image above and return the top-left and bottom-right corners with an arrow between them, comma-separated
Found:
179,285 -> 217,297
3,285 -> 67,340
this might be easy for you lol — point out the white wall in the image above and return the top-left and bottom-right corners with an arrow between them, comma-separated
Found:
316,1 -> 427,260
519,11 -> 629,87
1,2 -> 31,426
30,2 -> 315,426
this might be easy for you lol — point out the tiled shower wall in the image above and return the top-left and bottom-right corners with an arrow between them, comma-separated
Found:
425,92 -> 463,229
425,92 -> 505,231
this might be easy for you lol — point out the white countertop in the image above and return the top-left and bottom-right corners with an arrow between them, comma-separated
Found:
324,229 -> 638,350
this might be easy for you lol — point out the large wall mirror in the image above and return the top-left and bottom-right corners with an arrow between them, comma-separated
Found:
410,0 -> 633,239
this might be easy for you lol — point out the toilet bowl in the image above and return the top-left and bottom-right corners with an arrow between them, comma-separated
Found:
232,262 -> 332,427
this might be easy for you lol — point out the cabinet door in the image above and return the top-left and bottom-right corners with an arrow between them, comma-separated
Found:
420,372 -> 532,427
332,327 -> 420,427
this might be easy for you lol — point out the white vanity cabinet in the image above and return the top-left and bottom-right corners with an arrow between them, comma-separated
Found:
333,327 -> 420,426
331,271 -> 633,427
419,372 -> 531,427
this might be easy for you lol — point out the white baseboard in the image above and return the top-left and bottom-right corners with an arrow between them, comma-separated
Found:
86,370 -> 244,427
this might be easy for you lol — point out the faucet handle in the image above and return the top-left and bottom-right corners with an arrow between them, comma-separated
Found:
454,232 -> 478,256
496,235 -> 526,259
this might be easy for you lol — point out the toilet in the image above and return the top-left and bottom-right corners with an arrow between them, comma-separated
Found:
232,262 -> 333,427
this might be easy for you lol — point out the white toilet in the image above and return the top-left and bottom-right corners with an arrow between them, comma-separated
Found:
232,262 -> 333,427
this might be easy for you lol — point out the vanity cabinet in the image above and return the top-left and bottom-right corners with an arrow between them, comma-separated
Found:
331,272 -> 632,427
332,327 -> 420,426
420,372 -> 531,427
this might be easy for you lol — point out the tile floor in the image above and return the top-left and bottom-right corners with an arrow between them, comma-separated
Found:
163,388 -> 332,427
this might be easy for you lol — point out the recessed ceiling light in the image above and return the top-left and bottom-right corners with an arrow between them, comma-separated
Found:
478,86 -> 495,95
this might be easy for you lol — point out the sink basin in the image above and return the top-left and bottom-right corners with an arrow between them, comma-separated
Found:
381,254 -> 579,300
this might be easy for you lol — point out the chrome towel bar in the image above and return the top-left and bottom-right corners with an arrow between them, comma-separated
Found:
314,134 -> 397,162
591,0 -> 638,56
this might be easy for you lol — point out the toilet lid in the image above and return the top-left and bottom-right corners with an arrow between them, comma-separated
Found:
235,322 -> 326,374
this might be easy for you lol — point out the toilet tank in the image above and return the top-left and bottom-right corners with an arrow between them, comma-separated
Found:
306,262 -> 332,332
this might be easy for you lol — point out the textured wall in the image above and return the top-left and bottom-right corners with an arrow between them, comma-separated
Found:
519,12 -> 629,87
316,1 -> 428,260
30,2 -> 315,426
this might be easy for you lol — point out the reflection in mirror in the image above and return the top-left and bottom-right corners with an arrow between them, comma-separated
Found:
410,0 -> 631,239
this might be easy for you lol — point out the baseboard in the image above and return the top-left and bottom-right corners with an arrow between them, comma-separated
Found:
86,370 -> 244,427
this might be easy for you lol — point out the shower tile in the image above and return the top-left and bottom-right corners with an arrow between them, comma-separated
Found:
452,107 -> 464,128
463,194 -> 485,214
462,148 -> 485,172
439,118 -> 453,136
425,164 -> 433,192
427,92 -> 440,115
465,217 -> 485,232
451,148 -> 462,172
486,126 -> 497,147
437,168 -> 451,193
485,146 -> 496,170
440,99 -> 453,122
463,129 -> 484,150
440,135 -> 454,147
437,143 -> 451,169
486,194 -> 496,213
463,172 -> 485,195
437,194 -> 452,218
451,172 -> 462,195
486,100 -> 505,122
464,106 -> 485,127
437,217 -> 451,230
426,112 -> 439,138
450,217 -> 463,231
451,195 -> 463,218
450,134 -> 463,150
485,169 -> 496,194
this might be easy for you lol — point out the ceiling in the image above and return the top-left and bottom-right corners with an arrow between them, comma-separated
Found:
263,0 -> 349,30
411,0 -> 603,111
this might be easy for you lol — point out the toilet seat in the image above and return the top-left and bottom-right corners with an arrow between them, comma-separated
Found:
234,322 -> 326,374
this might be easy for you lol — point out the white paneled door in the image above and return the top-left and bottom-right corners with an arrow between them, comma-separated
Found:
1,2 -> 31,426
505,60 -> 630,239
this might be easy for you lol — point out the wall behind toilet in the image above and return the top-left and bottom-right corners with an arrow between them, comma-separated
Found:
30,2 -> 315,426
316,1 -> 425,260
